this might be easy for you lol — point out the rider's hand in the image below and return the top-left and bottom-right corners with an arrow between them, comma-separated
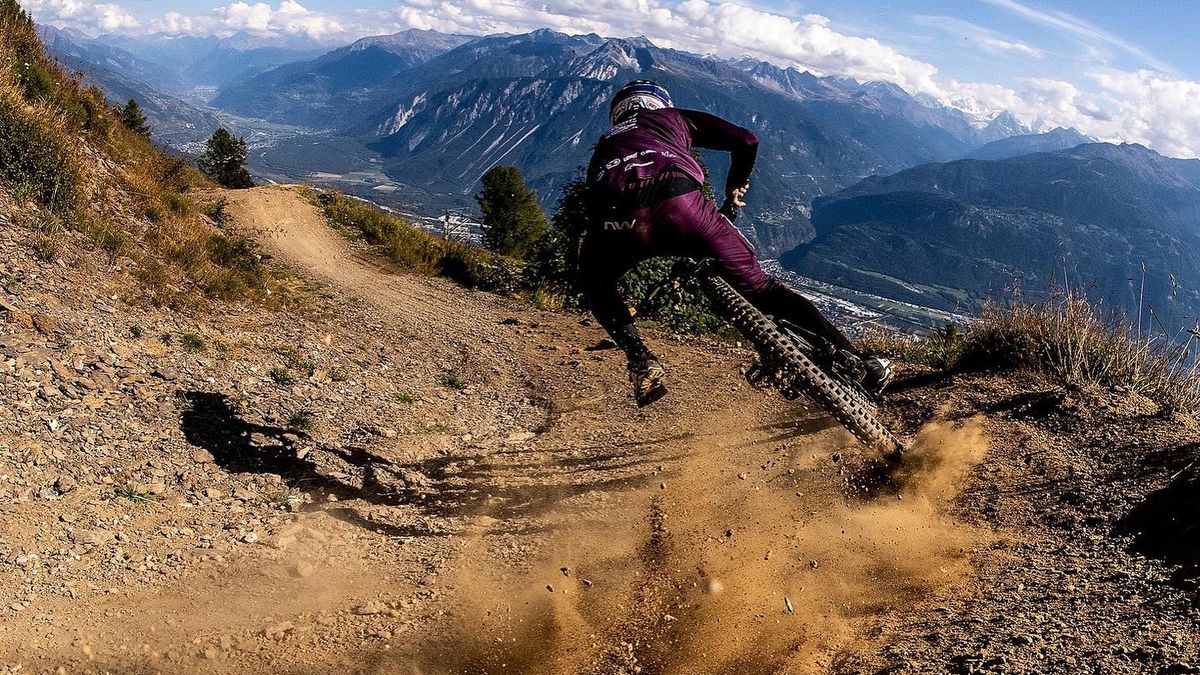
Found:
727,182 -> 749,208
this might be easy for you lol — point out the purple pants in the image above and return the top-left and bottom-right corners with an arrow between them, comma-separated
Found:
580,190 -> 852,361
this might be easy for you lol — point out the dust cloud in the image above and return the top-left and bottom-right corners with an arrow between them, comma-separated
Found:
385,418 -> 990,674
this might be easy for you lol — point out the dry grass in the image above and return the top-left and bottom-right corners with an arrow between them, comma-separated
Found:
317,191 -> 524,294
861,323 -> 964,371
960,292 -> 1200,413
0,1 -> 281,307
869,289 -> 1200,415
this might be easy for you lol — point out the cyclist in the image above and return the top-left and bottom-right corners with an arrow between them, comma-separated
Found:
579,79 -> 893,406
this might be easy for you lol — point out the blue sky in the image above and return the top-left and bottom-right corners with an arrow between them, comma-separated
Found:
24,0 -> 1200,156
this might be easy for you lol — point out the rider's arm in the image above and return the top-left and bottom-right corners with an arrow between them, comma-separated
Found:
678,109 -> 759,196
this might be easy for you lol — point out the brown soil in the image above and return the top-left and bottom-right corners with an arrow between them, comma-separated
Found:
1,186 -> 1196,674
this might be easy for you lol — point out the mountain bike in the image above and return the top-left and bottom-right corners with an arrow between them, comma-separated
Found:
649,204 -> 906,459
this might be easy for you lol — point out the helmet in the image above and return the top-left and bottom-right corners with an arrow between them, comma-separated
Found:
609,79 -> 673,125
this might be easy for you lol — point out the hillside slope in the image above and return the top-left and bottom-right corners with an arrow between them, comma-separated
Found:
965,127 -> 1092,160
210,30 -> 471,129
1,187 -> 1196,673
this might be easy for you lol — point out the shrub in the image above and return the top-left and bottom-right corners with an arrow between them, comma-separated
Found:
277,346 -> 316,376
13,60 -> 53,101
957,292 -> 1200,413
317,191 -> 524,294
83,217 -> 129,263
180,332 -> 207,352
621,257 -> 730,336
201,234 -> 266,300
205,198 -> 229,226
269,367 -> 296,386
862,323 -> 964,371
439,246 -> 524,294
287,410 -> 315,432
163,191 -> 191,215
0,90 -> 78,212
441,372 -> 467,390
867,289 -> 1200,414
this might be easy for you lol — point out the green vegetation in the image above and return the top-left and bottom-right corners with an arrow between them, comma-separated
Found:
441,372 -> 467,391
522,176 -> 587,306
286,410 -> 315,432
204,197 -> 229,226
961,294 -> 1200,413
863,323 -> 964,372
277,346 -> 316,376
0,3 -> 277,306
199,127 -> 254,189
269,367 -> 296,386
118,99 -> 150,139
114,483 -> 159,503
179,332 -> 207,353
0,89 -> 81,212
319,171 -> 730,338
528,173 -> 728,335
476,165 -> 548,259
318,191 -> 524,294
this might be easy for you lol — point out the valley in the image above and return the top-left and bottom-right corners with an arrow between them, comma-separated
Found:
46,24 -> 1178,334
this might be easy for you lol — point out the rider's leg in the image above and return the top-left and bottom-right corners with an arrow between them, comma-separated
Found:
657,192 -> 855,350
654,192 -> 892,394
578,232 -> 652,361
577,229 -> 668,405
752,281 -> 854,351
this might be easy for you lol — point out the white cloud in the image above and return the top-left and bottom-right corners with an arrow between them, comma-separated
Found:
981,0 -> 1174,74
1089,70 -> 1200,157
141,1 -> 345,39
23,0 -> 140,33
913,15 -> 1043,59
370,0 -> 945,94
939,71 -> 1200,158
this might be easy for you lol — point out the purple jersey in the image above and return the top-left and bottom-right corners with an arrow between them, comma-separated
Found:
587,108 -> 758,198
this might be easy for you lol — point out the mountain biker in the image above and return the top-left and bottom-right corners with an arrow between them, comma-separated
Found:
579,79 -> 893,406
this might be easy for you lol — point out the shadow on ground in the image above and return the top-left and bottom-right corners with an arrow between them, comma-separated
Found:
178,390 -> 670,538
1118,452 -> 1200,586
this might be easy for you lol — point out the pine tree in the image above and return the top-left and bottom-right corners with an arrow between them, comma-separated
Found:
200,128 -> 254,189
525,176 -> 590,299
118,99 -> 150,138
475,166 -> 548,259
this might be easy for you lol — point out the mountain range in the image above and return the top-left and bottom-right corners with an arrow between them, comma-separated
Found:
44,26 -> 1059,253
37,25 -> 222,146
209,28 -> 1049,253
41,25 -> 1196,330
211,29 -> 472,129
780,143 -> 1200,330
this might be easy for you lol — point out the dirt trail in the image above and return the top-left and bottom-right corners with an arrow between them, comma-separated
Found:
222,187 -> 990,673
1,187 -> 991,673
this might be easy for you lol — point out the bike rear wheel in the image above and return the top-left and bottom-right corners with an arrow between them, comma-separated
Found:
702,276 -> 905,458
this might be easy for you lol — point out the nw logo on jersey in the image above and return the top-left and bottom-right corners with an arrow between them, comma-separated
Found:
603,219 -> 638,231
